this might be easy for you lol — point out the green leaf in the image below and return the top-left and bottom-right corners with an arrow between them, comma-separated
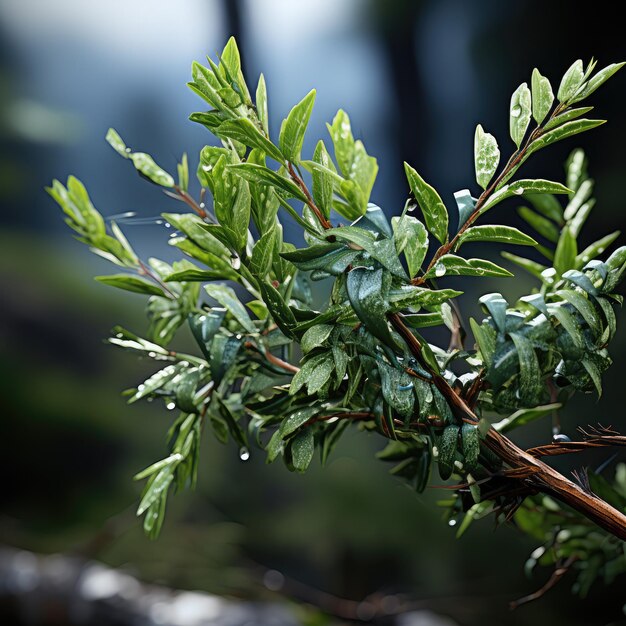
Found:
577,231 -> 620,265
325,226 -> 407,279
474,124 -> 500,190
134,453 -> 182,481
457,225 -> 537,248
391,215 -> 428,278
509,332 -> 542,405
481,179 -> 570,214
531,68 -> 554,124
204,284 -> 256,333
403,162 -> 448,244
137,467 -> 174,516
424,254 -> 512,279
311,140 -> 335,219
350,141 -> 378,202
501,251 -> 547,280
129,364 -> 179,403
279,89 -> 316,162
388,285 -> 462,310
346,267 -> 394,345
327,109 -> 355,177
177,153 -> 189,191
250,228 -> 277,276
494,403 -> 561,433
96,274 -> 165,297
291,429 -> 315,472
227,163 -> 307,202
556,289 -> 601,337
267,407 -> 318,462
572,62 -> 625,102
530,119 -> 606,157
217,118 -> 284,162
379,363 -> 415,419
106,128 -> 175,187
461,423 -> 480,471
550,304 -> 584,349
470,318 -> 497,368
557,59 -> 584,103
437,425 -> 459,480
130,153 -> 175,187
527,193 -> 564,224
517,206 -> 560,243
106,127 -> 129,158
290,353 -> 334,395
259,282 -> 297,338
301,324 -> 333,353
543,106 -> 594,131
510,82 -> 532,148
256,73 -> 269,135
554,226 -> 578,275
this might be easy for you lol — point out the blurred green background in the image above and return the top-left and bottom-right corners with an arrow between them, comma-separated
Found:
1,1 -> 625,624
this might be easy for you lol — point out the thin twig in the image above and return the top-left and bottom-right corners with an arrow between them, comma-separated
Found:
510,556 -> 578,610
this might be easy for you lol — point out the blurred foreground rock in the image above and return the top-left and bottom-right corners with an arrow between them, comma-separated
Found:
0,546 -> 298,626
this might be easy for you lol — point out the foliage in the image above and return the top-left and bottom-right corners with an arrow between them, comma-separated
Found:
49,42 -> 626,602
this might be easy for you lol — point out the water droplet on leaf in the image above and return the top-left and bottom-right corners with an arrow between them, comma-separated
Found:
239,447 -> 250,461
434,262 -> 446,277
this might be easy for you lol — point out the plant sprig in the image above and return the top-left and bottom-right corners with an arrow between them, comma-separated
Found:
49,39 -> 626,600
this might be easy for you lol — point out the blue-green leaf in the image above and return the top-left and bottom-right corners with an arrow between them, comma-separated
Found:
205,284 -> 256,333
346,267 -> 394,345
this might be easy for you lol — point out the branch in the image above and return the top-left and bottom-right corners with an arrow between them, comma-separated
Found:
527,430 -> 626,458
287,162 -> 332,229
388,311 -> 626,541
415,103 -> 566,283
509,556 -> 578,610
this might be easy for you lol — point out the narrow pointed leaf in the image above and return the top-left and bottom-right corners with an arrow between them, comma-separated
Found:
404,162 -> 448,243
279,89 -> 316,162
458,225 -> 537,247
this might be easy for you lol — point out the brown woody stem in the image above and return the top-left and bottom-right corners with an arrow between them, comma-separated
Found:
389,311 -> 626,541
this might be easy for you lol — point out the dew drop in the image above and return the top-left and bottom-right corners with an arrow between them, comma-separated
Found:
448,519 -> 457,527
166,401 -> 176,411
239,447 -> 250,461
231,256 -> 241,269
513,187 -> 524,195
434,262 -> 446,278
425,389 -> 434,404
510,105 -> 522,118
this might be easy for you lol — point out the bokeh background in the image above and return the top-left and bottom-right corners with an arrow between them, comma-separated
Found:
1,1 -> 625,625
